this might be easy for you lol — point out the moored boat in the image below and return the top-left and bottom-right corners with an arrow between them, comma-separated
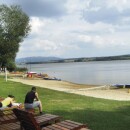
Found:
113,84 -> 130,88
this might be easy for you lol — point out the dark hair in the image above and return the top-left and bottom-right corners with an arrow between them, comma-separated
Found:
8,95 -> 15,98
31,86 -> 36,91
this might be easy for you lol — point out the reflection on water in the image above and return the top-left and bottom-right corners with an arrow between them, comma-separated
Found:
18,60 -> 130,85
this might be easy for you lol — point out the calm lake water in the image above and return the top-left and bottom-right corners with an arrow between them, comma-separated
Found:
18,60 -> 130,85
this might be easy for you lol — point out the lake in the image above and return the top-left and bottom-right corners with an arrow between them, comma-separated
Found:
18,60 -> 130,85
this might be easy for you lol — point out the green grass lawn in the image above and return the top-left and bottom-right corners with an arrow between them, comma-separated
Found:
0,77 -> 130,130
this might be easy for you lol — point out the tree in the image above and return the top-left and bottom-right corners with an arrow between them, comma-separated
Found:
0,4 -> 30,71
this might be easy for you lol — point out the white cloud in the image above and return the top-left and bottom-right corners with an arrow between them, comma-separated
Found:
84,0 -> 130,25
1,0 -> 130,58
65,0 -> 91,13
30,17 -> 45,34
107,0 -> 129,12
78,35 -> 92,43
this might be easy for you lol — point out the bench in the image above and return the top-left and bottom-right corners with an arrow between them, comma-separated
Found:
0,104 -> 36,125
13,108 -> 62,126
42,120 -> 89,130
0,114 -> 18,124
0,122 -> 20,130
0,104 -> 24,116
0,111 -> 62,130
0,107 -> 17,116
0,103 -> 25,125
13,108 -> 89,130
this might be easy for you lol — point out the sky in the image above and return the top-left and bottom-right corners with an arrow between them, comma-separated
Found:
1,0 -> 130,59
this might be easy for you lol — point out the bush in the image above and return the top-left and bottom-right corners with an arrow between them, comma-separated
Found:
6,61 -> 16,72
14,67 -> 28,72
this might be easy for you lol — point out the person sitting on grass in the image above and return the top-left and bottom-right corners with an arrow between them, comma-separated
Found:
24,86 -> 43,114
0,95 -> 15,109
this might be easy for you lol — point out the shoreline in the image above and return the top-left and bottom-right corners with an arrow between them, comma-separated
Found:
9,78 -> 98,90
9,78 -> 130,101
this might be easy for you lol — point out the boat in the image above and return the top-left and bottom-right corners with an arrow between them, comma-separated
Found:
43,77 -> 61,81
125,85 -> 130,88
113,84 -> 130,88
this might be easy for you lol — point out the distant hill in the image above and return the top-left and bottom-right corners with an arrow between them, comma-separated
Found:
15,56 -> 62,64
63,54 -> 130,62
16,54 -> 130,64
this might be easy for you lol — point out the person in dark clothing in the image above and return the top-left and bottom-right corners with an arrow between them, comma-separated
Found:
24,87 -> 43,114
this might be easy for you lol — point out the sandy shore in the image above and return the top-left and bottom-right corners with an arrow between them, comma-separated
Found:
9,78 -> 130,101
